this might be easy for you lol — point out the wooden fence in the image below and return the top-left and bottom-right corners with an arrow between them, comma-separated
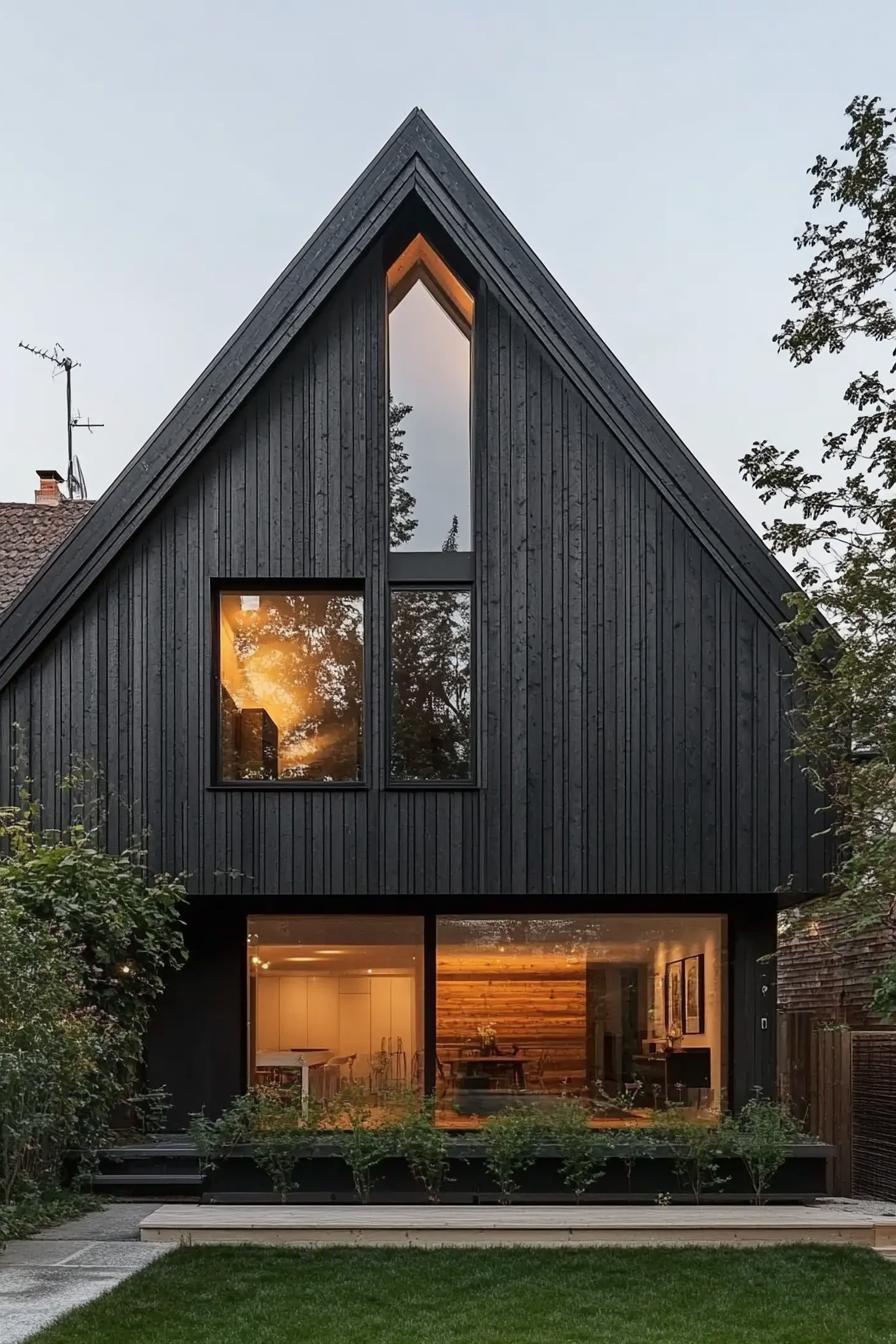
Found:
778,1010 -> 851,1195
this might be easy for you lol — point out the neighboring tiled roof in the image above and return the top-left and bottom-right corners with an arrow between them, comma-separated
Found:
0,501 -> 93,611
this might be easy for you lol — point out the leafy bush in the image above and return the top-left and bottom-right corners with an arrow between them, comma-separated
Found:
0,1192 -> 102,1248
0,782 -> 187,1113
390,1095 -> 452,1202
649,1109 -> 729,1203
544,1099 -> 609,1201
249,1088 -> 327,1201
189,1084 -> 327,1197
607,1125 -> 657,1192
724,1095 -> 803,1204
0,778 -> 187,1210
331,1085 -> 395,1203
0,898 -> 105,1202
482,1105 -> 544,1203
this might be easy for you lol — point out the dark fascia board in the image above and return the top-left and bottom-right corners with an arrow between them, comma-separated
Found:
407,117 -> 804,637
0,109 -> 802,689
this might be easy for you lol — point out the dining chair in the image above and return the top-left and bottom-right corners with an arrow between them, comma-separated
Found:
319,1053 -> 356,1098
530,1050 -> 548,1088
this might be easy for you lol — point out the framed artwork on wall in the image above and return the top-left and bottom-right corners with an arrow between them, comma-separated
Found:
665,959 -> 684,1038
684,954 -> 704,1034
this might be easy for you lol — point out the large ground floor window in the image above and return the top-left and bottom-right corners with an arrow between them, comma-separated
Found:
248,916 -> 424,1102
246,913 -> 726,1128
436,916 -> 726,1128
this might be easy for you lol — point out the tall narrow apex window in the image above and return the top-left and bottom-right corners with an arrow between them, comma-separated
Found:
387,236 -> 473,552
217,589 -> 363,783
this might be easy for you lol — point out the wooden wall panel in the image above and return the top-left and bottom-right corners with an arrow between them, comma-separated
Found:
437,966 -> 587,1089
0,253 -> 827,899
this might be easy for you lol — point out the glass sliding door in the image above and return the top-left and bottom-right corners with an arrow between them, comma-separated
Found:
247,916 -> 424,1110
435,916 -> 726,1127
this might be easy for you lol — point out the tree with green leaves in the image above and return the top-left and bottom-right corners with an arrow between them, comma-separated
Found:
740,95 -> 896,1016
0,776 -> 187,1164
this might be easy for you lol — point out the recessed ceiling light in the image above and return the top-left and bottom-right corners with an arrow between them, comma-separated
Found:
240,595 -> 260,611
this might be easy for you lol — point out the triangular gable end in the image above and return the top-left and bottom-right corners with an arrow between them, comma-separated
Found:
0,108 -> 798,688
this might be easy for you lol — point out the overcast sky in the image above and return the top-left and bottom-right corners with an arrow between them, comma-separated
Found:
1,0 -> 893,546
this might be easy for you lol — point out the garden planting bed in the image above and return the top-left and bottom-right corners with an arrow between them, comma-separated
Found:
199,1138 -> 833,1204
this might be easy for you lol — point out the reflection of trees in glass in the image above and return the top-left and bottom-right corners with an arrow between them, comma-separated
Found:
222,592 -> 363,781
391,588 -> 471,781
389,397 -> 417,549
389,393 -> 471,780
388,395 -> 461,553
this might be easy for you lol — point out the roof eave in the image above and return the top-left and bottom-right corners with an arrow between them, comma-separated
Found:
0,109 -> 806,688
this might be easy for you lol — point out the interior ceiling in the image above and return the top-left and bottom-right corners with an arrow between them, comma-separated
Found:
253,943 -> 419,975
252,942 -> 714,977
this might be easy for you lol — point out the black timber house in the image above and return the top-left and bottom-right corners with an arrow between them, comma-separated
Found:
0,111 -> 828,1144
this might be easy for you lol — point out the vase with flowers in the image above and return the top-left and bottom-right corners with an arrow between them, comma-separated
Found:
476,1022 -> 498,1056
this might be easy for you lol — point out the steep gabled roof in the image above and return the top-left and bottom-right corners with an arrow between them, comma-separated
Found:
0,108 -> 801,689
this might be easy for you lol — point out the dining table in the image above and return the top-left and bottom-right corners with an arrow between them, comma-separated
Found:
255,1047 -> 332,1114
440,1052 -> 528,1090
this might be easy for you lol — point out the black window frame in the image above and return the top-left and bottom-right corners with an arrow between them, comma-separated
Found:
209,577 -> 368,791
385,580 -> 477,790
384,226 -> 478,789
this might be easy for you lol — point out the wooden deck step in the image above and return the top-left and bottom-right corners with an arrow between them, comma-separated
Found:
140,1204 -> 890,1249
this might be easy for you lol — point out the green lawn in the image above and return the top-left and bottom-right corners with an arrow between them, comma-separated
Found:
32,1244 -> 896,1344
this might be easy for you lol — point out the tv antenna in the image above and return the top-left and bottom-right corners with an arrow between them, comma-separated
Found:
18,341 -> 103,499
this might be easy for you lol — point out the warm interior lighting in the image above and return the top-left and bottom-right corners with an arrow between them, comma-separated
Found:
386,234 -> 473,335
218,589 -> 363,782
248,916 -> 424,1096
386,234 -> 472,556
435,916 -> 726,1129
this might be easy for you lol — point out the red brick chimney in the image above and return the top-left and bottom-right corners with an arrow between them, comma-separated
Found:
35,469 -> 64,506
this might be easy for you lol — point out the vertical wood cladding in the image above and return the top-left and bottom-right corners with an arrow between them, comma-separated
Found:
0,255 -> 826,898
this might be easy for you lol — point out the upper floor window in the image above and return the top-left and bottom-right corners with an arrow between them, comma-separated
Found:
390,587 -> 472,782
217,588 -> 363,784
387,235 -> 473,553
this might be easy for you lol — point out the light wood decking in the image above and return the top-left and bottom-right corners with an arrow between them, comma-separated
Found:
140,1203 -> 896,1249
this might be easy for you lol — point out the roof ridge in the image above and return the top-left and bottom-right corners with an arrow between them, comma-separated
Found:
0,108 -> 802,686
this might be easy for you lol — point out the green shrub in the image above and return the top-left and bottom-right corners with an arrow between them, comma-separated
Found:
0,777 -> 187,1195
724,1095 -> 803,1204
189,1084 -> 327,1197
331,1085 -> 395,1203
544,1099 -> 609,1201
249,1088 -> 327,1201
0,898 -> 105,1202
390,1095 -> 451,1202
649,1109 -> 729,1203
0,1192 -> 102,1248
482,1105 -> 544,1203
607,1125 -> 657,1192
